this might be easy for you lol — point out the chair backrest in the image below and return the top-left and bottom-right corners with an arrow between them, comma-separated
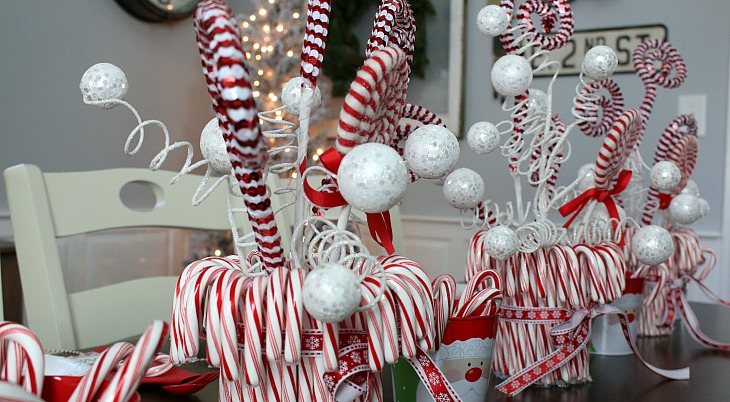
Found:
4,164 -> 292,350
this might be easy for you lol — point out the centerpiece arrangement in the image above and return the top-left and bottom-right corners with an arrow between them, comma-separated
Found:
5,1 -> 728,402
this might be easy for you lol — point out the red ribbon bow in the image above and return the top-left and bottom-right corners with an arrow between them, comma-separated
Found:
558,169 -> 632,245
301,147 -> 396,255
657,192 -> 673,210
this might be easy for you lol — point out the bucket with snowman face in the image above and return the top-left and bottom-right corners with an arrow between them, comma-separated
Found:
393,314 -> 498,402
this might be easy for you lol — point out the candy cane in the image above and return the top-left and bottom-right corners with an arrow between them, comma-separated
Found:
243,274 -> 268,387
69,342 -> 135,402
284,267 -> 306,364
0,322 -> 44,397
336,45 -> 410,154
99,321 -> 169,402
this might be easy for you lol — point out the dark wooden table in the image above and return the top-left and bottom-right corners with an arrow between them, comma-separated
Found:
137,302 -> 730,401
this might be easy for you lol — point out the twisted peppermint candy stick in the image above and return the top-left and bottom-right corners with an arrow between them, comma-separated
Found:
300,0 -> 332,87
641,115 -> 698,225
366,0 -> 416,66
0,322 -> 44,397
99,321 -> 169,402
195,0 -> 284,270
633,40 -> 686,138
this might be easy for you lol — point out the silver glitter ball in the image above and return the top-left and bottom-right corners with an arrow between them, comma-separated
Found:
491,55 -> 533,97
303,263 -> 361,323
476,5 -> 509,37
443,168 -> 485,210
199,118 -> 232,174
669,193 -> 702,225
650,161 -> 681,192
467,121 -> 500,155
404,125 -> 459,179
582,45 -> 618,81
281,76 -> 321,116
631,225 -> 674,266
484,225 -> 519,260
79,63 -> 128,108
338,143 -> 409,213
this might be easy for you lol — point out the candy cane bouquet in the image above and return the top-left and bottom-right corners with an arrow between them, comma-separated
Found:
447,1 -> 690,396
81,0 -> 504,401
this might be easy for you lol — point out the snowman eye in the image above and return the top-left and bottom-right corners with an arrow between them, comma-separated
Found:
480,361 -> 484,366
467,363 -> 471,367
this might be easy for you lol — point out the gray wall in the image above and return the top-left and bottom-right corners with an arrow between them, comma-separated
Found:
1,0 -> 728,238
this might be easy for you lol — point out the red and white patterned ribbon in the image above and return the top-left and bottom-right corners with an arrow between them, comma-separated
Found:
496,305 -> 689,396
663,276 -> 730,351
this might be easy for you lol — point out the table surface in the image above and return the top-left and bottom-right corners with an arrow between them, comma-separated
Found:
137,302 -> 730,402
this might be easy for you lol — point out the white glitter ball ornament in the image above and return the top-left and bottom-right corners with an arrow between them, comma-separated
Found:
591,202 -> 626,223
200,118 -> 232,174
668,193 -> 703,225
577,164 -> 596,192
476,5 -> 509,37
281,76 -> 322,116
443,168 -> 485,210
302,263 -> 361,323
80,63 -> 128,109
680,179 -> 700,197
491,55 -> 533,97
650,161 -> 681,192
698,198 -> 710,217
527,89 -> 549,115
484,226 -> 519,260
404,125 -> 459,179
582,45 -> 618,81
632,225 -> 674,266
338,143 -> 409,213
467,121 -> 500,155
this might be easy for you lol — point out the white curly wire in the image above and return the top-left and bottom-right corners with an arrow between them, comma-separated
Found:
289,215 -> 387,311
259,106 -> 299,217
89,97 -> 258,268
515,219 -> 565,252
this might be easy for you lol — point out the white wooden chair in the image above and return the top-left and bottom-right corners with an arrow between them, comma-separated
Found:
4,164 -> 291,350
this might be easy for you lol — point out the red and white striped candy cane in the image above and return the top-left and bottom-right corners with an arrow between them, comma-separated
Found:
0,322 -> 44,397
99,321 -> 169,402
266,267 -> 289,362
243,274 -> 268,387
633,40 -> 686,137
593,109 -> 642,190
221,272 -> 253,382
284,268 -> 306,364
68,342 -> 135,402
300,0 -> 332,88
366,0 -> 416,67
360,276 -> 386,372
336,45 -> 410,154
641,116 -> 698,225
195,0 -> 284,271
431,275 -> 456,349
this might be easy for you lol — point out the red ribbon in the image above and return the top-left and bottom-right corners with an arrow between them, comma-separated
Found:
662,275 -> 730,351
301,147 -> 396,255
559,170 -> 632,245
657,192 -> 673,210
495,304 -> 689,396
